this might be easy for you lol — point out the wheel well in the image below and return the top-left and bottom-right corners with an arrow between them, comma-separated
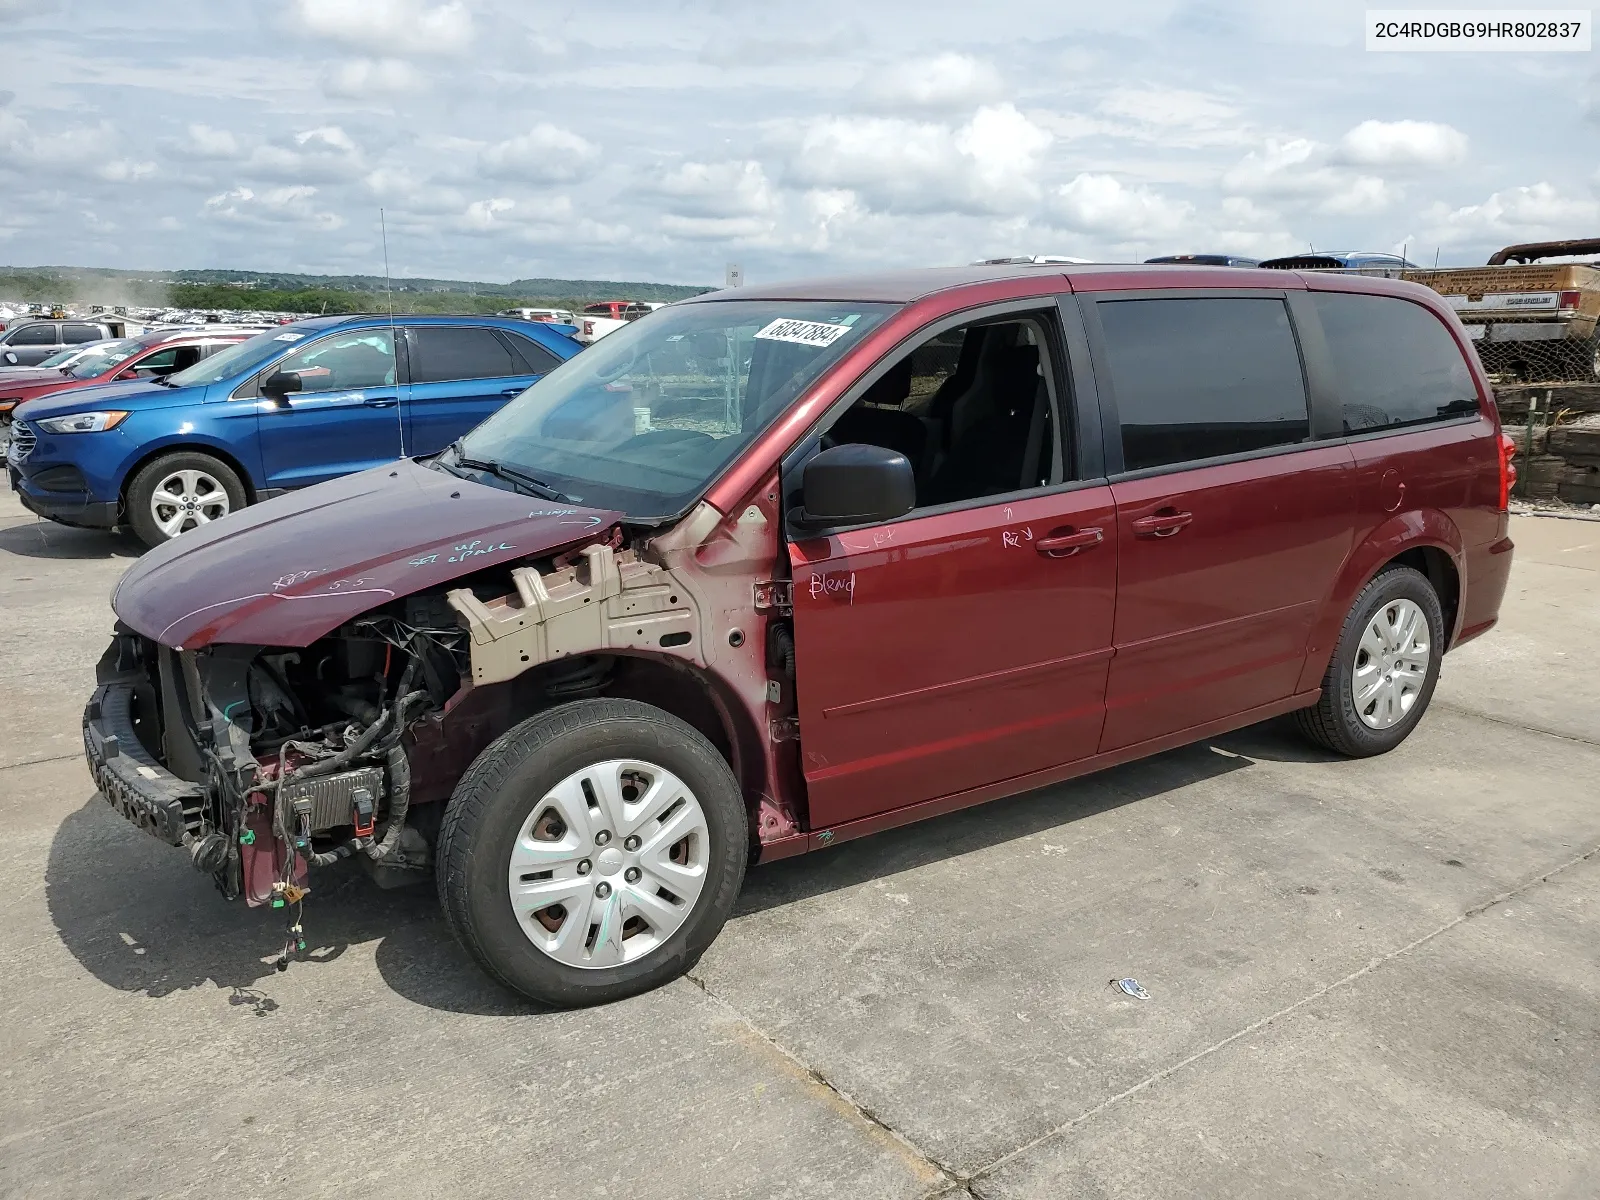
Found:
603,655 -> 738,769
120,444 -> 259,511
1384,546 -> 1460,646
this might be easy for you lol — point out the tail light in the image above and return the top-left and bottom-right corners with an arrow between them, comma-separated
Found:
582,320 -> 594,337
1498,429 -> 1518,510
1558,289 -> 1581,313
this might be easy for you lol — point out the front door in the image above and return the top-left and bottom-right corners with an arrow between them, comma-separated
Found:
787,305 -> 1117,832
402,325 -> 543,456
256,329 -> 403,491
1083,292 -> 1357,751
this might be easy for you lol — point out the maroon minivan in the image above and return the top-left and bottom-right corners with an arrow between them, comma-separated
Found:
85,263 -> 1515,1006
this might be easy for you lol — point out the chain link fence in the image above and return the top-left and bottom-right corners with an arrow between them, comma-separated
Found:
1268,265 -> 1600,386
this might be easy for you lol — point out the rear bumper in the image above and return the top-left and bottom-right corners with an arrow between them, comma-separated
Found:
1456,533 -> 1515,649
84,680 -> 204,848
1466,319 -> 1590,345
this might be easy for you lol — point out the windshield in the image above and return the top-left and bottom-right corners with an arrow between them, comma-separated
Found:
166,327 -> 307,387
455,299 -> 896,518
64,338 -> 143,378
37,345 -> 94,368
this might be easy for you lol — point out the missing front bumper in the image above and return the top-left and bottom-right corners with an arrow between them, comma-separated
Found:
84,681 -> 206,848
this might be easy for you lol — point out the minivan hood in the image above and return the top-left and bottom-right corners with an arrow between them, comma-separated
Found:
14,377 -> 177,420
113,459 -> 621,649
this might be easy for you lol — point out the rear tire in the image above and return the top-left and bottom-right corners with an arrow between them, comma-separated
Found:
125,451 -> 246,547
437,698 -> 747,1008
1294,566 -> 1444,757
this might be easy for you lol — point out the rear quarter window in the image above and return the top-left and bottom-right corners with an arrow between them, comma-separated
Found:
1311,292 -> 1479,434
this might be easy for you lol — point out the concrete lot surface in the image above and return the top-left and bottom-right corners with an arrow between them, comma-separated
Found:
0,491 -> 1596,1200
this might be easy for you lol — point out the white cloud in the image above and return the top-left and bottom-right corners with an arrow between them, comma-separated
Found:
324,58 -> 425,98
290,0 -> 472,57
242,125 -> 366,183
1222,137 -> 1395,214
660,214 -> 776,241
787,103 -> 1050,216
1053,173 -> 1192,237
655,160 -> 775,218
185,123 -> 240,159
1421,182 -> 1600,246
1337,119 -> 1467,167
0,111 -> 153,183
1317,175 -> 1395,216
1095,86 -> 1250,147
480,124 -> 599,184
1222,138 -> 1326,196
463,196 -> 516,230
203,184 -> 344,229
857,53 -> 1004,112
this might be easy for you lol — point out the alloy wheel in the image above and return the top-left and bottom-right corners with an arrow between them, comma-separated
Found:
149,468 -> 230,538
1351,598 -> 1431,730
506,759 -> 710,969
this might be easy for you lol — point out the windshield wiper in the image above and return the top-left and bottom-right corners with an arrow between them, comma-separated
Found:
440,440 -> 572,502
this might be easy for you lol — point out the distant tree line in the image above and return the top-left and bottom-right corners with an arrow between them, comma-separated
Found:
0,266 -> 712,313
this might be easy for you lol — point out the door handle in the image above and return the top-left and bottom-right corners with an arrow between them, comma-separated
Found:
363,396 -> 398,408
501,387 -> 525,397
1035,527 -> 1104,557
1131,509 -> 1193,538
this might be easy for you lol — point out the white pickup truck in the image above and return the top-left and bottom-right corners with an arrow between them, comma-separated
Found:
574,300 -> 662,345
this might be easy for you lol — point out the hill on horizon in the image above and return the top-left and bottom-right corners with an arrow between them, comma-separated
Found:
0,264 -> 715,315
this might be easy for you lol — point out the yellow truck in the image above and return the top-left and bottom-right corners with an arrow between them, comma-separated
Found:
1404,238 -> 1600,382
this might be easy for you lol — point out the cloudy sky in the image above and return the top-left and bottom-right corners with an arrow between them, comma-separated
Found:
0,0 -> 1594,286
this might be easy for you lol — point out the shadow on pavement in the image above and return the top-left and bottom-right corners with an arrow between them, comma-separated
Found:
1211,714 -> 1348,764
736,735 -> 1256,919
0,518 -> 142,559
45,795 -> 530,1017
45,722 -> 1303,1016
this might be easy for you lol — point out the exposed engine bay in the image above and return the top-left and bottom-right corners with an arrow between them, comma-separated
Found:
92,593 -> 466,926
85,509 -> 802,970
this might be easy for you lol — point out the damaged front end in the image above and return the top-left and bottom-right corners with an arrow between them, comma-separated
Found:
85,595 -> 464,917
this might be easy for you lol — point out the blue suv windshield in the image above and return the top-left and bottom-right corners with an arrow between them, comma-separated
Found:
166,328 -> 303,387
454,300 -> 895,520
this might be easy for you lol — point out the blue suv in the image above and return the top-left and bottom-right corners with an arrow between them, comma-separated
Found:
6,314 -> 580,546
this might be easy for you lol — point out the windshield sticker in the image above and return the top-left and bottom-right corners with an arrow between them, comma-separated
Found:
754,318 -> 854,349
273,332 -> 305,341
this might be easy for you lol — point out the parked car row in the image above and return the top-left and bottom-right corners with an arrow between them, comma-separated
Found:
575,299 -> 664,344
7,314 -> 580,545
0,315 -> 131,366
0,328 -> 255,427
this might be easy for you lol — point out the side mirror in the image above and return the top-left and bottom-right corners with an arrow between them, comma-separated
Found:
2,351 -> 16,365
116,368 -> 138,380
261,369 -> 303,399
793,443 -> 915,531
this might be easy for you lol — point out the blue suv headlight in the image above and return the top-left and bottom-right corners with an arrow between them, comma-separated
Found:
34,410 -> 131,434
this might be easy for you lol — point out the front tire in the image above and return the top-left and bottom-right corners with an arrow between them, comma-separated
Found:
437,698 -> 748,1008
1294,566 -> 1444,757
125,451 -> 246,547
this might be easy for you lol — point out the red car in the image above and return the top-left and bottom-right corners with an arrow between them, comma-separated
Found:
0,329 -> 251,424
85,262 -> 1513,1007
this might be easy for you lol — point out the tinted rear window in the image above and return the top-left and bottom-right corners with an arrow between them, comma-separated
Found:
407,325 -> 516,383
1310,293 -> 1479,433
1098,297 -> 1311,471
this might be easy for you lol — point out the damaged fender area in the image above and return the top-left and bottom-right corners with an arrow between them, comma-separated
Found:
446,488 -> 808,854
